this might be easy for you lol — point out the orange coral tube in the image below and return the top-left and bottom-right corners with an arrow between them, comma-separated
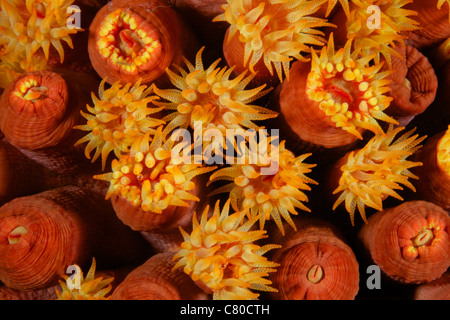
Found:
358,201 -> 450,284
87,0 -> 198,86
0,70 -> 94,174
0,186 -> 152,291
268,217 -> 360,300
414,272 -> 450,300
111,252 -> 209,300
413,129 -> 450,210
385,45 -> 438,126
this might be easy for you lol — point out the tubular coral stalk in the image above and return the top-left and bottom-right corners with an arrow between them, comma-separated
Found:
268,217 -> 360,300
0,70 -> 94,174
213,0 -> 333,83
0,185 -> 152,291
329,125 -> 426,226
111,252 -> 209,300
384,44 -> 438,126
358,200 -> 450,284
152,46 -> 277,146
172,199 -> 281,300
88,0 -> 199,86
208,139 -> 318,236
412,126 -> 450,210
74,78 -> 165,171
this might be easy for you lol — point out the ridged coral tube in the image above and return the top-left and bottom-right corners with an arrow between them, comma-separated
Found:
111,252 -> 209,300
413,126 -> 450,209
0,70 -> 91,174
88,0 -> 198,86
414,272 -> 450,300
0,186 -> 151,291
268,217 -> 360,300
358,201 -> 450,284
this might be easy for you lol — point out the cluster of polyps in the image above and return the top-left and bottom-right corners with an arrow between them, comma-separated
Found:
96,9 -> 161,74
306,35 -> 397,139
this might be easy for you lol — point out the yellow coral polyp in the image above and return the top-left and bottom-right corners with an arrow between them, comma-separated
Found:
153,47 -> 277,139
208,138 -> 317,235
74,78 -> 165,170
332,125 -> 426,225
94,127 -> 215,214
347,0 -> 419,67
55,258 -> 114,300
172,199 -> 281,300
324,0 -> 350,17
437,125 -> 450,174
213,0 -> 333,81
306,34 -> 397,139
0,0 -> 82,67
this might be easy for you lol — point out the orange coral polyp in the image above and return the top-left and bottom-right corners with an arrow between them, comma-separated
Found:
96,9 -> 162,75
74,78 -> 165,170
437,125 -> 450,174
55,258 -> 114,300
153,47 -> 277,137
172,200 -> 281,300
332,125 -> 426,225
209,139 -> 317,235
214,0 -> 332,81
94,127 -> 215,214
307,35 -> 397,139
0,0 -> 81,66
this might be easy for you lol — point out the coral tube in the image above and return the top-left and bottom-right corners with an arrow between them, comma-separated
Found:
413,126 -> 450,210
88,0 -> 198,86
384,45 -> 438,126
0,70 -> 92,174
358,201 -> 450,284
111,252 -> 209,300
0,185 -> 151,291
268,217 -> 360,300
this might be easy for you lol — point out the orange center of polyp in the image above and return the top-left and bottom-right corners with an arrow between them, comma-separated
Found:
13,77 -> 48,102
306,62 -> 377,125
96,9 -> 162,74
7,226 -> 28,244
411,228 -> 434,247
307,264 -> 324,284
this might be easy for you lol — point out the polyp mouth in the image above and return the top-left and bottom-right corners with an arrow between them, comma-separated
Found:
96,9 -> 162,74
